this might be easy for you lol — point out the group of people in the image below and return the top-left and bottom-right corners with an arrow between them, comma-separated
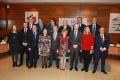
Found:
7,16 -> 110,74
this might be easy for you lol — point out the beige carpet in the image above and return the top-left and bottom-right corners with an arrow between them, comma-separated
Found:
0,56 -> 120,80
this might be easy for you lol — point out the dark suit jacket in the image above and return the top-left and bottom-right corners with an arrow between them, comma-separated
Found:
27,22 -> 34,30
28,31 -> 39,50
50,32 -> 60,52
89,24 -> 101,36
58,25 -> 71,36
19,29 -> 30,45
69,31 -> 82,53
94,33 -> 110,57
36,23 -> 46,35
47,25 -> 54,35
78,24 -> 86,33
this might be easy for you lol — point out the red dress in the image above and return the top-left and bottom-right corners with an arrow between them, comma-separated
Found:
58,35 -> 69,56
81,34 -> 94,51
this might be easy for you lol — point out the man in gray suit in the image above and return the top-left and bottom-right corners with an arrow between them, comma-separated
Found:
69,24 -> 82,71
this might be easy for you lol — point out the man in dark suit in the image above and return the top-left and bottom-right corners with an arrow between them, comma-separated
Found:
47,19 -> 57,35
69,24 -> 82,71
28,24 -> 39,68
77,17 -> 86,33
89,17 -> 101,36
48,26 -> 60,68
89,17 -> 101,63
93,27 -> 110,74
19,22 -> 30,67
58,20 -> 71,36
36,18 -> 46,35
77,17 -> 86,63
27,17 -> 34,30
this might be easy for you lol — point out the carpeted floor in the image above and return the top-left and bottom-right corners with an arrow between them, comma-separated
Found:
0,55 -> 120,80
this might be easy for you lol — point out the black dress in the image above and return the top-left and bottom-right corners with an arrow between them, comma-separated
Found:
8,32 -> 20,56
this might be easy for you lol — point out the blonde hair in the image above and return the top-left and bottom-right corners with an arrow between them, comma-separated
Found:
83,26 -> 91,34
61,29 -> 68,35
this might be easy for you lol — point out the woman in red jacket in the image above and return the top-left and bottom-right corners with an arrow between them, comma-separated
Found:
81,26 -> 94,72
58,30 -> 70,70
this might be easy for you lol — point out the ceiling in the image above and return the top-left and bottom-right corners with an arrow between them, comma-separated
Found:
1,0 -> 120,4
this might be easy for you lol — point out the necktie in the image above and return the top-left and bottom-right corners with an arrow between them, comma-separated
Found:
33,32 -> 36,39
92,24 -> 96,36
74,31 -> 77,39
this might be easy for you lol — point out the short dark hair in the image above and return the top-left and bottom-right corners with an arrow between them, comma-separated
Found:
50,18 -> 57,25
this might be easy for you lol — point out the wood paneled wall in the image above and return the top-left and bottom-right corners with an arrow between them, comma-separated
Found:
0,3 -> 120,43
0,2 -> 6,19
0,2 -> 8,38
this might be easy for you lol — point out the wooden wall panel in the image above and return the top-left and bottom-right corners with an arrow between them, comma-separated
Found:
0,2 -> 7,38
0,3 -> 120,43
0,2 -> 6,19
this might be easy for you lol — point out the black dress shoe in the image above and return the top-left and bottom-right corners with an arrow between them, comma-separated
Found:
42,65 -> 44,68
92,70 -> 96,73
75,67 -> 78,71
34,65 -> 37,68
48,65 -> 51,68
12,64 -> 15,67
101,70 -> 108,74
45,65 -> 47,68
70,67 -> 73,70
19,63 -> 23,66
81,68 -> 85,71
17,64 -> 22,67
28,66 -> 33,69
26,64 -> 29,67
57,66 -> 59,69
16,64 -> 20,67
28,66 -> 32,69
85,70 -> 88,72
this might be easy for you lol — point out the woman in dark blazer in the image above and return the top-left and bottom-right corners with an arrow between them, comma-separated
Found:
81,26 -> 94,72
8,25 -> 21,67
